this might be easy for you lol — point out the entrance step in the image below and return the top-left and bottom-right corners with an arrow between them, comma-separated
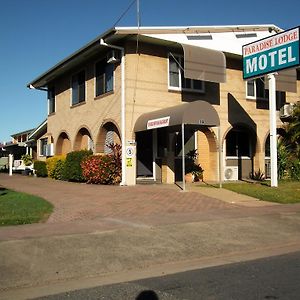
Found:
136,178 -> 159,184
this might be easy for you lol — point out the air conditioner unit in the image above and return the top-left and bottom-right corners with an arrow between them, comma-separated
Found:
106,50 -> 120,64
279,103 -> 295,119
45,143 -> 54,156
224,166 -> 239,181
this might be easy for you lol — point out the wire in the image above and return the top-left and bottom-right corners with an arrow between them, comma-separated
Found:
170,52 -> 184,72
113,0 -> 137,28
130,0 -> 141,131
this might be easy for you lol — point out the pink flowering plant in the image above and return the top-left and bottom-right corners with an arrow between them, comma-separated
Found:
81,143 -> 121,184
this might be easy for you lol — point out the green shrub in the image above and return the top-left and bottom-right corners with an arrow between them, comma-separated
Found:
46,155 -> 66,180
33,161 -> 48,177
251,169 -> 265,181
289,159 -> 300,180
63,150 -> 92,182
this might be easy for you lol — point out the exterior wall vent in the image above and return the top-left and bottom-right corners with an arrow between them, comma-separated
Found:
186,35 -> 213,40
235,33 -> 257,39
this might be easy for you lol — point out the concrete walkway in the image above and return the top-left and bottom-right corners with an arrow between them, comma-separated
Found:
0,174 -> 300,299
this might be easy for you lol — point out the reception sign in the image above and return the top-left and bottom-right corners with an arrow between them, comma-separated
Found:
243,27 -> 300,79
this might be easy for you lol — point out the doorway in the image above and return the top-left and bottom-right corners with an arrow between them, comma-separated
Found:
136,130 -> 153,177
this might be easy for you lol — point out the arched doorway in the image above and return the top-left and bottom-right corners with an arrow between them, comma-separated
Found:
96,122 -> 121,154
264,128 -> 286,178
225,125 -> 256,179
56,132 -> 71,155
74,127 -> 93,152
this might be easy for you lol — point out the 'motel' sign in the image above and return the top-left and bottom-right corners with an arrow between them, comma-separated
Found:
243,27 -> 300,79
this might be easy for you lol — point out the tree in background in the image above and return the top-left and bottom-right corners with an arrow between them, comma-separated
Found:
279,102 -> 300,180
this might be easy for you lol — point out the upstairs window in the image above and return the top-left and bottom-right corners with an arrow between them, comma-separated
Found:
246,77 -> 285,104
246,78 -> 268,100
71,70 -> 85,105
95,60 -> 114,97
168,54 -> 204,92
48,87 -> 55,114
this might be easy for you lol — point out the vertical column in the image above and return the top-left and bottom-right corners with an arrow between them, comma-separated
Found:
268,73 -> 278,187
182,123 -> 186,191
9,154 -> 13,176
218,126 -> 222,188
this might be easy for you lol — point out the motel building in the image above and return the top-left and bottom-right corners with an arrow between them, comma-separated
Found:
28,24 -> 300,185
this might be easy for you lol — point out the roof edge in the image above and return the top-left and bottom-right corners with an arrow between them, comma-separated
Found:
115,24 -> 283,34
27,27 -> 116,89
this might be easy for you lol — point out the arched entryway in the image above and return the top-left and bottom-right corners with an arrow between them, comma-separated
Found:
224,125 -> 256,179
74,127 -> 93,152
96,121 -> 121,154
56,132 -> 71,155
264,128 -> 286,178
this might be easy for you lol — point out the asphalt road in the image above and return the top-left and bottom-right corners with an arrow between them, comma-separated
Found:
34,251 -> 300,300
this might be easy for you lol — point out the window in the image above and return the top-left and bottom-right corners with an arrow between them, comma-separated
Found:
48,87 -> 55,114
168,54 -> 204,92
95,60 -> 114,97
246,78 -> 285,105
40,138 -> 47,156
246,78 -> 269,100
71,70 -> 85,105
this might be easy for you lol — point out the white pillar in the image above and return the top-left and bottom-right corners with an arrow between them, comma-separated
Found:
182,123 -> 186,191
9,154 -> 13,176
218,126 -> 222,188
268,73 -> 278,187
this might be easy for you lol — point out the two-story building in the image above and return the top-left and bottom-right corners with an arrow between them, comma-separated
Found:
27,24 -> 300,185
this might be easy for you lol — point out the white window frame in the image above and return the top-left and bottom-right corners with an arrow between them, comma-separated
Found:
39,138 -> 48,157
70,69 -> 86,106
168,53 -> 205,93
94,58 -> 115,98
246,78 -> 268,101
246,78 -> 285,104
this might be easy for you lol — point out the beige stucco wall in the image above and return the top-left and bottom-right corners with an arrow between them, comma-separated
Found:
47,55 -> 122,154
44,40 -> 300,182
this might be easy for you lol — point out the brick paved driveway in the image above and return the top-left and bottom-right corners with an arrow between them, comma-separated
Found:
0,174 -> 233,224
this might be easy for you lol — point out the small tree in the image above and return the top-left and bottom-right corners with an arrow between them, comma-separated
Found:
21,154 -> 33,166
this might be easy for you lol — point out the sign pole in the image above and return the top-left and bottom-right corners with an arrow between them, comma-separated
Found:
268,73 -> 278,187
9,154 -> 13,176
182,123 -> 186,192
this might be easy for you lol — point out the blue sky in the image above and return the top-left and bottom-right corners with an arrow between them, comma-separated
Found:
0,0 -> 299,142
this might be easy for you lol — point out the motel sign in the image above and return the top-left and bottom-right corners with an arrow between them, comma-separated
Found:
242,26 -> 300,188
243,27 -> 300,79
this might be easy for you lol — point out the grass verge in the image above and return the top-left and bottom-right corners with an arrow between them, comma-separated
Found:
0,188 -> 53,226
222,181 -> 300,204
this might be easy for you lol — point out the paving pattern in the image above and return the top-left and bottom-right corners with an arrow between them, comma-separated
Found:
0,174 -> 233,224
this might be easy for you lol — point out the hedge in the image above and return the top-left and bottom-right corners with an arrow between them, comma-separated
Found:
46,155 -> 66,180
81,155 -> 121,184
63,150 -> 92,182
33,161 -> 48,177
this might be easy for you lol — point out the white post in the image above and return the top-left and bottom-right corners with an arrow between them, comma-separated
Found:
120,48 -> 126,186
9,154 -> 13,176
182,123 -> 186,191
268,73 -> 278,187
218,126 -> 222,188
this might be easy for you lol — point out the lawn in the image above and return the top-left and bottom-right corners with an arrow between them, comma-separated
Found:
222,181 -> 300,204
0,188 -> 53,226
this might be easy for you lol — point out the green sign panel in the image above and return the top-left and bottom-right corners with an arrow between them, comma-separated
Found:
243,27 -> 300,79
